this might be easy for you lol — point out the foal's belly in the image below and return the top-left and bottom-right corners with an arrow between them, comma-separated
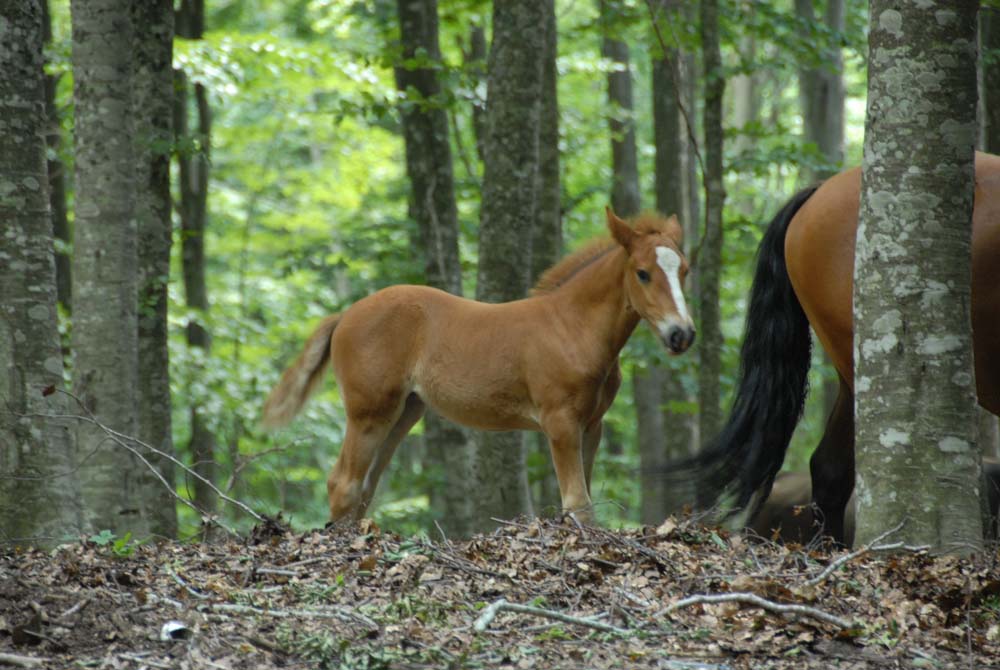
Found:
413,376 -> 541,432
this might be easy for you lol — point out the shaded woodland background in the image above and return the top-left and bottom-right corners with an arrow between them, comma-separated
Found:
6,0 -> 1000,543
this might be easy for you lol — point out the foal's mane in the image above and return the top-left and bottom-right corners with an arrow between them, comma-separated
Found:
530,212 -> 675,296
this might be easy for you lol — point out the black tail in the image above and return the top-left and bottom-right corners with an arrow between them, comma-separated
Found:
677,185 -> 820,513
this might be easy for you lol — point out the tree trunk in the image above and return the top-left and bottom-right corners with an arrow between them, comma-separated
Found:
473,0 -> 546,529
467,25 -> 488,165
41,0 -> 71,312
0,0 -> 85,546
697,0 -> 725,448
71,0 -> 149,536
601,4 -> 640,218
796,0 -> 845,182
133,0 -> 177,539
175,2 -> 217,521
394,0 -> 475,538
651,16 -> 696,516
854,2 -> 981,553
797,0 -> 846,421
530,0 -> 563,517
983,7 -> 1000,155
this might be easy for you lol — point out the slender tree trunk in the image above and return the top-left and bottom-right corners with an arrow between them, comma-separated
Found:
797,0 -> 846,420
697,0 -> 725,447
531,0 -> 563,517
133,0 -> 177,539
854,2 -> 981,553
394,0 -> 475,538
41,0 -> 71,311
0,0 -> 85,546
175,2 -> 217,520
467,25 -> 488,164
473,0 -> 546,529
601,3 -> 640,218
651,11 -> 696,517
71,0 -> 150,536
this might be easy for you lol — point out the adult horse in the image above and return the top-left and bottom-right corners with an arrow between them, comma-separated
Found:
685,152 -> 1000,544
263,209 -> 695,524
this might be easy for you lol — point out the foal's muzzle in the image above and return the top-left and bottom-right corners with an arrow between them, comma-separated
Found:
664,324 -> 696,354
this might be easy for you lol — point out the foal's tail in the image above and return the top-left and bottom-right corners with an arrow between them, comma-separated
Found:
262,314 -> 341,428
677,185 -> 820,513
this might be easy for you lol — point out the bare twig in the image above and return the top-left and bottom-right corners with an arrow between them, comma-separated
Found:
208,602 -> 378,629
473,598 -> 629,635
802,519 -> 907,588
166,566 -> 211,600
118,653 -> 172,669
658,592 -> 853,630
39,389 -> 264,529
0,653 -> 50,668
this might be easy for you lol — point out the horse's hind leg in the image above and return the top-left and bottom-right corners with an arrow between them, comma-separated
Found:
582,420 -> 603,495
357,393 -> 426,513
809,378 -> 855,544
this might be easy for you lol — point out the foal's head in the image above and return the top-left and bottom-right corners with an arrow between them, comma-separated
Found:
608,208 -> 696,354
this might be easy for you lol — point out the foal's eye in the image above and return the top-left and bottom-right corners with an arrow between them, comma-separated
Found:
636,269 -> 651,283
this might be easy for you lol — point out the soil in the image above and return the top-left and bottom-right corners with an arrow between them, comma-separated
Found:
1,516 -> 998,669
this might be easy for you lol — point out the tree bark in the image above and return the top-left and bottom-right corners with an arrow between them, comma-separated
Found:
797,0 -> 846,421
0,0 -> 85,546
983,7 -> 1000,155
394,0 -> 475,537
697,0 -> 725,448
530,0 -> 563,517
133,0 -> 177,539
854,2 -> 981,553
175,2 -> 217,520
467,25 -> 488,165
650,13 -> 696,517
601,2 -> 640,219
71,0 -> 149,536
473,0 -> 546,529
796,0 -> 845,182
41,0 -> 71,311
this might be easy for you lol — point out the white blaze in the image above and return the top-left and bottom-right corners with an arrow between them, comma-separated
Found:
655,246 -> 691,325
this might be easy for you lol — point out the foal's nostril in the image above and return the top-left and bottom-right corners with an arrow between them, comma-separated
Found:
668,327 -> 685,351
687,328 -> 696,348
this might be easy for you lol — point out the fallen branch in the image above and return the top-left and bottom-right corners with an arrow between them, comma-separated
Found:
473,598 -> 629,636
803,519 -> 907,588
658,592 -> 853,630
0,652 -> 50,668
208,602 -> 378,630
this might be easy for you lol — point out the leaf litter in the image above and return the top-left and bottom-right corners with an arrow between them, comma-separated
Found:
1,516 -> 998,669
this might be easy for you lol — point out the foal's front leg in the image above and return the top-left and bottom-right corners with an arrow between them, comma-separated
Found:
541,411 -> 592,523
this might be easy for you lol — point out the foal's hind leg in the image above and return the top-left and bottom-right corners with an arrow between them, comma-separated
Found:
327,391 -> 419,522
809,378 -> 855,545
357,394 -> 426,513
582,420 -> 603,495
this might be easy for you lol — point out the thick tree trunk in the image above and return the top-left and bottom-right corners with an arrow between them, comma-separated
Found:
0,0 -> 85,546
983,8 -> 1000,155
394,0 -> 474,538
133,0 -> 177,539
473,0 -> 546,529
601,8 -> 640,218
71,0 -> 149,536
697,0 -> 725,448
854,3 -> 981,553
467,25 -> 488,165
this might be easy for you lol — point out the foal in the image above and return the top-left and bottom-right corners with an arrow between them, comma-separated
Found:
263,208 -> 695,523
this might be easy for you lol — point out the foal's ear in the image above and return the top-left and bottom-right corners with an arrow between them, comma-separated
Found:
664,214 -> 683,245
606,207 -> 634,250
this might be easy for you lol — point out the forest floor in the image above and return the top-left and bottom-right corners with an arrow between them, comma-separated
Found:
1,516 -> 999,670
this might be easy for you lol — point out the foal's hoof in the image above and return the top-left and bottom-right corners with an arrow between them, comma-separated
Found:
563,509 -> 594,528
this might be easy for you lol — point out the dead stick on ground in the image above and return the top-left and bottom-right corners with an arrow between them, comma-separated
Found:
658,592 -> 853,630
473,598 -> 629,635
0,652 -> 50,668
209,603 -> 378,629
802,519 -> 908,588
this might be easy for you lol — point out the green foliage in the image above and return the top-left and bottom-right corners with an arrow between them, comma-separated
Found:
88,530 -> 138,557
